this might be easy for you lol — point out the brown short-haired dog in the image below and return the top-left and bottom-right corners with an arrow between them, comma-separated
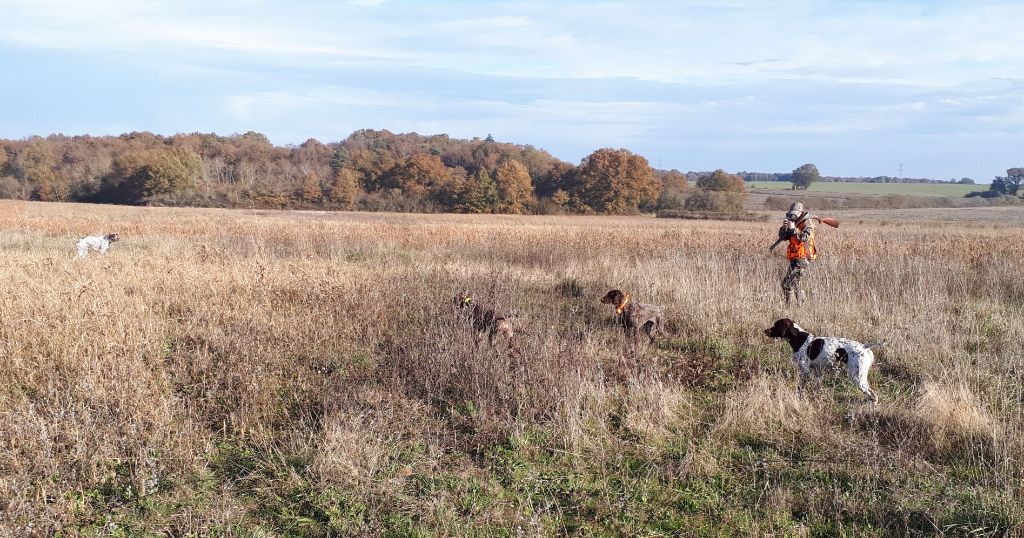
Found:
600,289 -> 665,343
454,292 -> 516,351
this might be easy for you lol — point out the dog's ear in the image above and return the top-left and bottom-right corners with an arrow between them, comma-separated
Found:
780,318 -> 800,339
600,290 -> 622,305
766,318 -> 792,338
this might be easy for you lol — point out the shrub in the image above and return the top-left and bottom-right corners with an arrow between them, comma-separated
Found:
684,191 -> 745,212
656,210 -> 766,222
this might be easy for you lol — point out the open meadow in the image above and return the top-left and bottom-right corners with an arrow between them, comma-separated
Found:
1,200 -> 1022,535
745,181 -> 982,197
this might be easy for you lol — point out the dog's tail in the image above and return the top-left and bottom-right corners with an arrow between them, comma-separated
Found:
864,340 -> 886,350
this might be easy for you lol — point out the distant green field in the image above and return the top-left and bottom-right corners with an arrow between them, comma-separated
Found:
744,181 -> 982,197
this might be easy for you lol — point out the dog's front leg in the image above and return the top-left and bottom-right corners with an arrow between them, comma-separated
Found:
796,360 -> 811,391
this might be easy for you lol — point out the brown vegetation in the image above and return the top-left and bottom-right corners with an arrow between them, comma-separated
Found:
0,131 -> 704,216
0,201 -> 1021,535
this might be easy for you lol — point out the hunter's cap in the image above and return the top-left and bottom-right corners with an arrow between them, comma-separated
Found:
786,202 -> 805,220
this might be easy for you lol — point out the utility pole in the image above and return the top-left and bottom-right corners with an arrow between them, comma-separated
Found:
897,162 -> 903,179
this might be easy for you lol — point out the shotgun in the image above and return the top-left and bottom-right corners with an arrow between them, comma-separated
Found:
769,221 -> 795,251
815,216 -> 840,228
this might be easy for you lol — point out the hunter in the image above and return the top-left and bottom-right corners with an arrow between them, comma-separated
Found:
777,202 -> 816,305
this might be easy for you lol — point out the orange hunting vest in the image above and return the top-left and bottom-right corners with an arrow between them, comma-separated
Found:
786,220 -> 817,261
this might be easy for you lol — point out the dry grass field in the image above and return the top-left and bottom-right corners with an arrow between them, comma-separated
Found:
1,200 -> 1022,536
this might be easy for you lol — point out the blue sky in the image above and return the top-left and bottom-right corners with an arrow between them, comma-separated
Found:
1,0 -> 1021,180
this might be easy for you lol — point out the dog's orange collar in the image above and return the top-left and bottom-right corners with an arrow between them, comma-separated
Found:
615,293 -> 631,315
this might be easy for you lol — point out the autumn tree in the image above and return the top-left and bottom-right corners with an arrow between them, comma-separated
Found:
13,138 -> 59,197
298,170 -> 323,203
550,189 -> 570,209
329,167 -> 361,208
494,159 -> 535,213
386,153 -> 451,199
791,163 -> 821,190
432,166 -> 468,210
295,138 -> 332,175
656,169 -> 690,210
569,148 -> 659,214
0,129 -> 579,212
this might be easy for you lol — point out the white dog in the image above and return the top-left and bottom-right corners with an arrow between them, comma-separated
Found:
76,233 -> 120,258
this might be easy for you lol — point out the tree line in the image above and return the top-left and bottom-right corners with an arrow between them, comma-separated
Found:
0,130 -> 751,215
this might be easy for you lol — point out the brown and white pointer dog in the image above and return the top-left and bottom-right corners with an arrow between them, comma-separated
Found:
454,292 -> 517,352
765,318 -> 883,402
600,289 -> 665,343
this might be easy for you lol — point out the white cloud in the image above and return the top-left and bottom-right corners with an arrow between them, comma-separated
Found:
2,0 -> 1021,87
1,0 -> 1022,178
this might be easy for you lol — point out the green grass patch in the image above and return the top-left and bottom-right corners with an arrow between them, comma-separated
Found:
746,181 -> 980,197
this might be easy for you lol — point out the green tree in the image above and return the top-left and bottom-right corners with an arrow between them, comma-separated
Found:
570,148 -> 659,214
1005,168 -> 1023,196
988,177 -> 1007,196
494,159 -> 535,213
696,169 -> 745,192
464,169 -> 499,213
144,148 -> 202,197
329,148 -> 350,176
791,163 -> 821,190
687,170 -> 745,212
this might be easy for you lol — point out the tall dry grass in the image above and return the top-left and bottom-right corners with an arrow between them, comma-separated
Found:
0,200 -> 1022,535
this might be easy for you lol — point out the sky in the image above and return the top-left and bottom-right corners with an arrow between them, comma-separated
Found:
0,0 -> 1021,180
